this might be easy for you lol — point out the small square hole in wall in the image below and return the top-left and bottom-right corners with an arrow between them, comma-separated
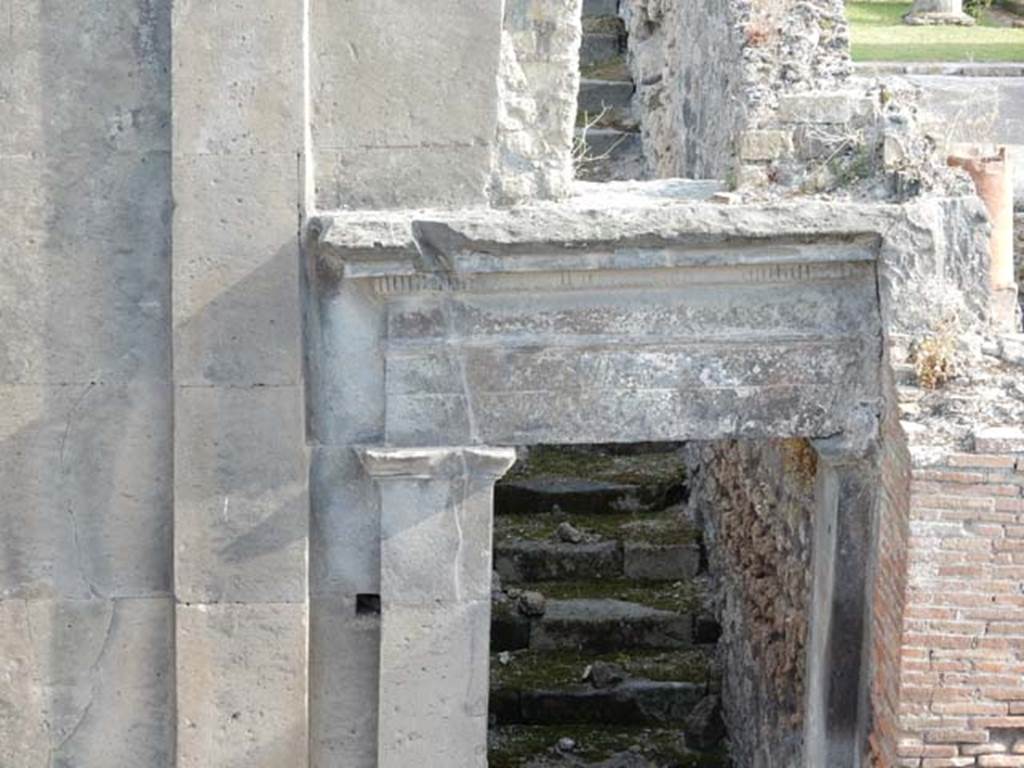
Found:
356,594 -> 381,616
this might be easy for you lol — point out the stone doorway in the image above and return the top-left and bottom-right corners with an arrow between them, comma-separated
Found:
311,190 -> 897,767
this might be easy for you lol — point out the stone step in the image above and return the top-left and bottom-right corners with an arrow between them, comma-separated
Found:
576,128 -> 645,182
488,725 -> 730,768
580,32 -> 623,69
582,0 -> 619,18
494,539 -> 700,584
579,78 -> 634,114
532,599 -> 693,653
492,679 -> 705,726
495,540 -> 625,583
496,476 -> 682,516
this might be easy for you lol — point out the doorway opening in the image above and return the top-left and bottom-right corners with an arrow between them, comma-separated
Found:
487,442 -> 729,767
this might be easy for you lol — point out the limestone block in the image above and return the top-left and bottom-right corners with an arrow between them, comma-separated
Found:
310,446 -> 381,597
310,0 -> 501,150
172,153 -> 302,387
309,596 -> 380,768
315,145 -> 494,210
174,385 -> 308,603
973,426 -> 1024,453
739,130 -> 794,161
0,0 -> 170,157
172,0 -> 302,156
777,93 -> 876,125
0,382 -> 171,599
0,153 -> 171,385
0,597 -> 174,767
377,601 -> 492,768
176,602 -> 308,768
306,281 -> 387,446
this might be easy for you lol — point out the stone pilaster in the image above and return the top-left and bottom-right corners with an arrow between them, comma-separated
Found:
359,447 -> 516,768
806,418 -> 881,768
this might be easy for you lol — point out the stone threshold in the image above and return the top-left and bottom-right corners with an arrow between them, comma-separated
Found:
854,61 -> 1024,77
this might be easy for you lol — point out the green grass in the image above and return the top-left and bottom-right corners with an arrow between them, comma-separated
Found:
847,1 -> 1024,62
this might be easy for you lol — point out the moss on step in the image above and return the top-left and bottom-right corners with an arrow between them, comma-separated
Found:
491,648 -> 716,690
488,724 -> 730,768
537,578 -> 703,615
494,508 -> 699,547
580,58 -> 632,81
504,445 -> 687,487
583,16 -> 626,33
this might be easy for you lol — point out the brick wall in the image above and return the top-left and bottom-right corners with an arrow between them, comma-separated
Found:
871,389 -> 914,768
894,432 -> 1024,767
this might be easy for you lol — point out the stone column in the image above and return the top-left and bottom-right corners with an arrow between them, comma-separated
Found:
805,427 -> 880,768
359,447 -> 516,768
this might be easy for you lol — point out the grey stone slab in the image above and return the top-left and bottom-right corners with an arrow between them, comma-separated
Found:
176,602 -> 308,768
309,596 -> 380,768
0,152 -> 171,385
494,541 -> 624,583
315,145 -> 494,210
500,680 -> 705,726
0,597 -> 174,767
172,152 -> 302,387
310,0 -> 501,150
531,599 -> 692,652
378,601 -> 491,768
174,385 -> 308,603
172,0 -> 302,156
310,446 -> 381,597
386,342 -> 871,397
0,382 -> 171,599
623,542 -> 701,581
583,0 -> 620,17
580,33 -> 623,68
0,0 -> 170,157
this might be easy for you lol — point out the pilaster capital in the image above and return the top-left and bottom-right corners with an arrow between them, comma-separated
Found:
358,446 -> 516,482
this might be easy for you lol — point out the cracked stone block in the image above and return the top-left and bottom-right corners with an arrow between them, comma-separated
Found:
0,382 -> 171,600
0,597 -> 174,767
176,602 -> 308,768
739,130 -> 794,162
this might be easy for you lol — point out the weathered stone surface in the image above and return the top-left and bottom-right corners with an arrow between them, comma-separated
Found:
496,477 -> 680,516
492,599 -> 533,651
623,542 -> 701,582
531,599 -> 693,652
0,152 -> 171,385
496,680 -> 705,725
973,426 -> 1024,453
176,602 -> 308,768
739,130 -> 795,162
777,94 -> 875,125
0,597 -> 174,768
172,153 -> 302,387
495,541 -> 624,583
309,596 -> 380,768
174,385 -> 308,603
378,601 -> 492,768
0,382 -> 171,599
171,0 -> 303,156
311,0 -> 502,209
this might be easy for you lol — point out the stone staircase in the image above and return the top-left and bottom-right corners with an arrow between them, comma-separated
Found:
488,446 -> 729,767
576,0 -> 645,181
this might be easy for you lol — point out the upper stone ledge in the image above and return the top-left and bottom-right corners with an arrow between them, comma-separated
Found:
311,179 -> 896,280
